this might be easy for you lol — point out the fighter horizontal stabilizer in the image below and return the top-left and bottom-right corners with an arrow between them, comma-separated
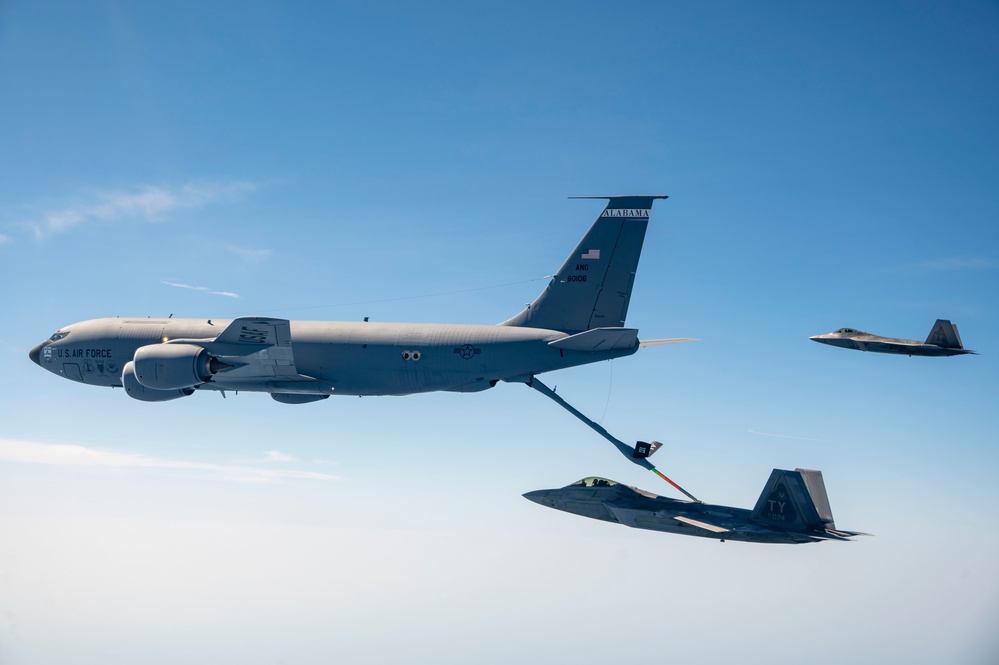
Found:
633,440 -> 663,459
674,515 -> 730,533
638,338 -> 698,347
823,528 -> 871,540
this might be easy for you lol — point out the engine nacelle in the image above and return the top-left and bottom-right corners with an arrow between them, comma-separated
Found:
271,393 -> 330,404
133,343 -> 217,390
444,378 -> 498,393
122,361 -> 195,402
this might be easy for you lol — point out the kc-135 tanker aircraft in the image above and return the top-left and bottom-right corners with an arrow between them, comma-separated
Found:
30,196 -> 692,404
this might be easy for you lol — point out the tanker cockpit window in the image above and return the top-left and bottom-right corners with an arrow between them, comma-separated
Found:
48,331 -> 69,342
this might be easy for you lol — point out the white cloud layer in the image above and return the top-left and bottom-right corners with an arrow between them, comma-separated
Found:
18,181 -> 259,240
0,438 -> 338,483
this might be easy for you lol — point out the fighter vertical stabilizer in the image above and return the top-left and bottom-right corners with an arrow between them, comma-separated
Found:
750,469 -> 834,531
501,196 -> 667,334
924,319 -> 965,350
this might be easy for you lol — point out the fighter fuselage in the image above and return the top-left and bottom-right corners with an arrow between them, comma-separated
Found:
524,475 -> 863,544
808,330 -> 973,357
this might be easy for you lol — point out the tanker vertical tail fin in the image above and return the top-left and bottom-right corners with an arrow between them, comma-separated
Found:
500,195 -> 667,334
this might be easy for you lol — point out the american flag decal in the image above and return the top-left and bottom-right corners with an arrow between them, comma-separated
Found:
580,249 -> 600,260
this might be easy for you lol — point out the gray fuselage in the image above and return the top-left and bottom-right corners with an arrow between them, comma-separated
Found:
30,317 -> 636,396
808,330 -> 972,357
525,480 -> 839,544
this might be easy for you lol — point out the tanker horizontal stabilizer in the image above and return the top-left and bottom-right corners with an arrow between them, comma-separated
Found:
638,338 -> 698,347
548,327 -> 638,351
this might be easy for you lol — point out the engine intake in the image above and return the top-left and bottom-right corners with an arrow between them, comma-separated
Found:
133,343 -> 225,390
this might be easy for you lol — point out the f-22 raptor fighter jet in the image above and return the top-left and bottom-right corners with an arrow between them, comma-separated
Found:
30,196 -> 692,404
524,469 -> 867,544
809,319 -> 977,357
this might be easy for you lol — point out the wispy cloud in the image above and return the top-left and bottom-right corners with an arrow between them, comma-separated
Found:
747,429 -> 823,442
15,180 -> 259,241
235,450 -> 299,464
915,257 -> 993,271
261,450 -> 295,462
0,234 -> 10,245
0,438 -> 339,484
162,281 -> 240,299
226,244 -> 272,265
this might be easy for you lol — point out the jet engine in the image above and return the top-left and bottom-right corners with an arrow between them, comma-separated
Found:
132,343 -> 228,390
122,361 -> 195,402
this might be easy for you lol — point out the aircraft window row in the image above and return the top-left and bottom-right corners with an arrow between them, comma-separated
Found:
48,331 -> 69,341
571,477 -> 618,488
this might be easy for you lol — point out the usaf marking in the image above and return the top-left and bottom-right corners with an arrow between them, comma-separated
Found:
238,326 -> 270,344
453,344 -> 481,360
55,348 -> 113,358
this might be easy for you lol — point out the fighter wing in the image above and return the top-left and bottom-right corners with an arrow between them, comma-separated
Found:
673,515 -> 730,533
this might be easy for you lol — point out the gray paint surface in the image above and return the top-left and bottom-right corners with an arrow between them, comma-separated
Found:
28,197 -> 675,402
809,319 -> 977,357
524,469 -> 867,544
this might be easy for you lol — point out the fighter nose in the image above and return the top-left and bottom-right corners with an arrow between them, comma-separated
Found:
522,490 -> 551,505
29,341 -> 48,366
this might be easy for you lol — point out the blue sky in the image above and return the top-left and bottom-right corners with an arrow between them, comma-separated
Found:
2,2 -> 998,663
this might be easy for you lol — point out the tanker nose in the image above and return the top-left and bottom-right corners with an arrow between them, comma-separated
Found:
29,341 -> 48,366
